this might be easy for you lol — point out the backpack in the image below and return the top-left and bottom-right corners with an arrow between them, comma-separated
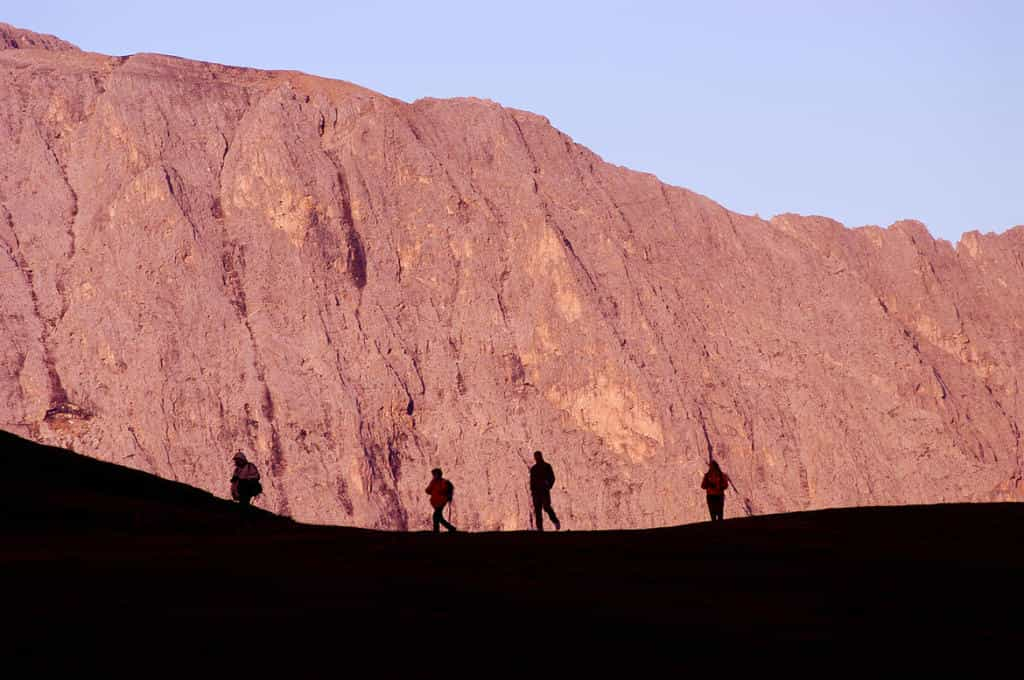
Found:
239,463 -> 263,497
705,470 -> 726,494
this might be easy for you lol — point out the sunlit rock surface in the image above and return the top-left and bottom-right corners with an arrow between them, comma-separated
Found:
2,24 -> 1021,528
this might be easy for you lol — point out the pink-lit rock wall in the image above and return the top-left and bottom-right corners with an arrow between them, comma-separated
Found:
2,24 -> 1021,529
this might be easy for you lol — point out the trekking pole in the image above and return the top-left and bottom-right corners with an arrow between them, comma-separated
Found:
728,478 -> 754,517
515,449 -> 535,531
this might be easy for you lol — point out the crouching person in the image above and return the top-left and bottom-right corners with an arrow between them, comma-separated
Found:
231,451 -> 263,507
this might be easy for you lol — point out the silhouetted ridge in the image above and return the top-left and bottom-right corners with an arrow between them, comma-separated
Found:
2,428 -> 1022,664
0,430 -> 290,532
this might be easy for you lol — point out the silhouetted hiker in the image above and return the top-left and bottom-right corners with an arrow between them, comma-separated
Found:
701,460 -> 730,521
425,468 -> 457,533
529,450 -> 560,531
230,452 -> 262,507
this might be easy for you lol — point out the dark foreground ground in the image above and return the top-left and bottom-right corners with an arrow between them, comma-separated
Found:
2,430 -> 1021,670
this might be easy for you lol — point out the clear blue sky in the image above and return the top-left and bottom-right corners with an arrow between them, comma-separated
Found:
6,1 -> 1022,242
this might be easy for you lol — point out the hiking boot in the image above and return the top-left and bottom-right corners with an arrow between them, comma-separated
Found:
554,519 -> 561,531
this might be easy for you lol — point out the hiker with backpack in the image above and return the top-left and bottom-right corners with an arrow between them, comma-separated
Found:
230,451 -> 263,507
701,460 -> 730,521
529,450 -> 561,531
425,468 -> 457,532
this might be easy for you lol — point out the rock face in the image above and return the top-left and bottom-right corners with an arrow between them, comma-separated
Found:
1,25 -> 1022,529
0,23 -> 76,51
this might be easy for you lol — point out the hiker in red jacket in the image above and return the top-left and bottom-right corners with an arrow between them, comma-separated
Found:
425,468 -> 457,533
701,460 -> 730,521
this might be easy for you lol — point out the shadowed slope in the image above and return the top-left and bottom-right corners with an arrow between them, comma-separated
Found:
2,431 -> 1021,666
0,429 -> 290,532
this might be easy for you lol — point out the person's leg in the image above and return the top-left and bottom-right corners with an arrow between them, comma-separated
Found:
439,504 -> 457,532
533,495 -> 544,531
544,502 -> 560,530
235,494 -> 253,532
710,495 -> 724,521
433,506 -> 442,532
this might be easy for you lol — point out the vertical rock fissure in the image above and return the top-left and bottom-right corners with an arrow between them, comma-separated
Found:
35,122 -> 78,261
398,113 -> 468,313
509,114 -> 601,292
312,307 -> 353,481
357,422 -> 409,530
159,381 -> 181,477
376,303 -> 427,396
932,367 -> 950,400
510,123 -> 636,357
220,236 -> 288,512
0,205 -> 30,413
985,383 -> 1023,482
162,166 -> 201,242
34,124 -> 79,336
331,166 -> 368,291
1014,378 -> 1024,483
0,203 -> 70,415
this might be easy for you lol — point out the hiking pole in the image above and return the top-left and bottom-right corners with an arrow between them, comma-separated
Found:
515,449 -> 531,468
728,478 -> 754,517
515,449 -> 535,531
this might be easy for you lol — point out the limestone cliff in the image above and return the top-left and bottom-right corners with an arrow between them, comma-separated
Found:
2,24 -> 1021,528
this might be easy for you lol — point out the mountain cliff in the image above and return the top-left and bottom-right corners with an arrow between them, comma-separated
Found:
2,24 -> 1021,528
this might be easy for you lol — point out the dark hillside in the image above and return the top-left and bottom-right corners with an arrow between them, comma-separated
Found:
0,430 -> 290,532
1,431 -> 1020,668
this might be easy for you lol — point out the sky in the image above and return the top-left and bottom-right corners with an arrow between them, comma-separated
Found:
5,1 -> 1022,243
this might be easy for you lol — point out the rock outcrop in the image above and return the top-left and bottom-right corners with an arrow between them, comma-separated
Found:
1,25 -> 1021,529
0,22 -> 77,51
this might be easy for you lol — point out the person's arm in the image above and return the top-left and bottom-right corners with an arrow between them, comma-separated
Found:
701,474 -> 709,490
548,465 -> 556,489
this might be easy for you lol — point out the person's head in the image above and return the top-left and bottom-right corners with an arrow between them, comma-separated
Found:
233,451 -> 247,466
533,450 -> 544,463
431,467 -> 442,479
709,460 -> 720,472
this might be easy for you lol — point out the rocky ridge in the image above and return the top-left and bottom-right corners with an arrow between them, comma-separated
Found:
1,24 -> 1021,529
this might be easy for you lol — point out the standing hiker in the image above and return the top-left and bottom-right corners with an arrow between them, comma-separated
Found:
701,460 -> 730,521
529,450 -> 560,531
425,468 -> 457,533
230,451 -> 263,507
